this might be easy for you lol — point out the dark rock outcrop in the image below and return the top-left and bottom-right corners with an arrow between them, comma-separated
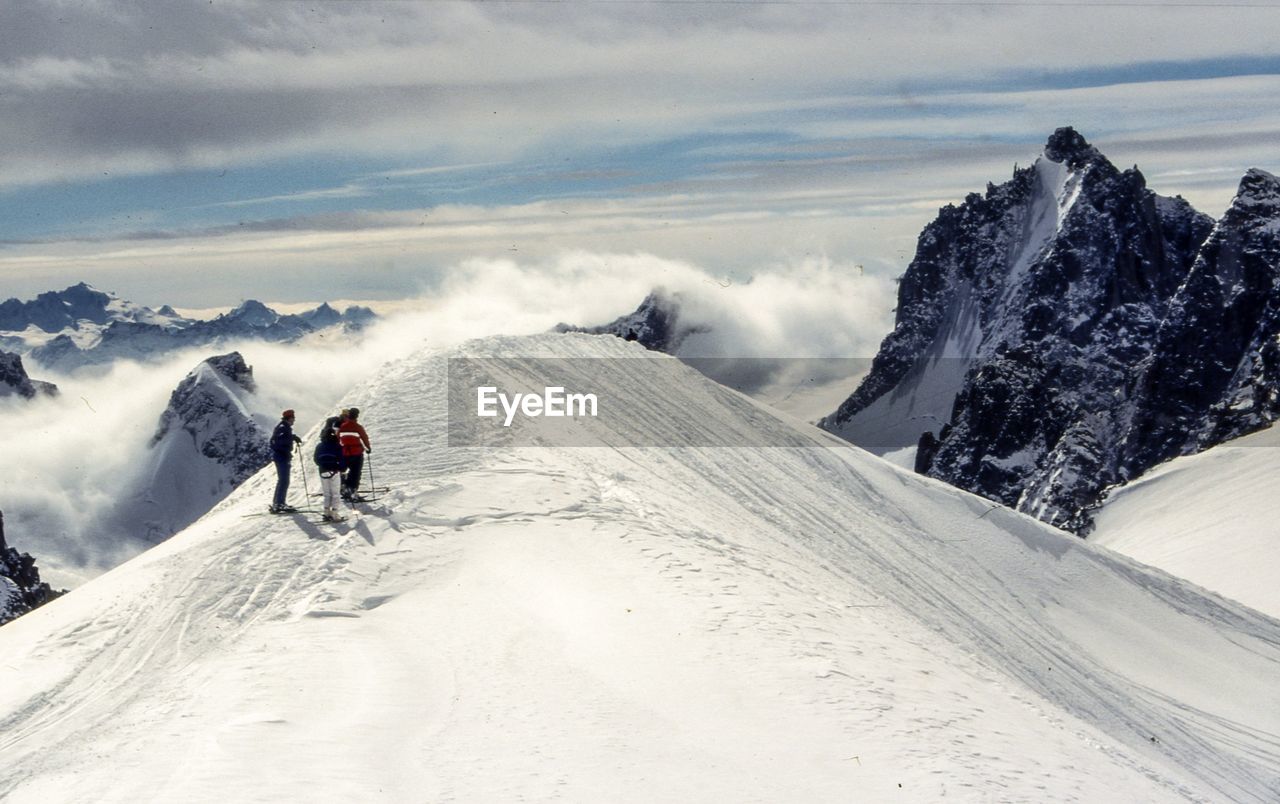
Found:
0,351 -> 58,399
555,288 -> 709,353
1,512 -> 61,626
1121,169 -> 1280,470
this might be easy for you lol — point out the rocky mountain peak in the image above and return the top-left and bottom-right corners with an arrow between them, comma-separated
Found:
203,352 -> 257,394
224,300 -> 278,328
0,282 -> 115,333
822,127 -> 1237,533
555,287 -> 709,354
1043,126 -> 1102,169
150,352 -> 266,452
126,352 -> 273,544
1227,168 -> 1280,221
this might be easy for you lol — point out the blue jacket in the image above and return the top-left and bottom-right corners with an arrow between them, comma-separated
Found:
314,438 -> 345,474
270,420 -> 297,460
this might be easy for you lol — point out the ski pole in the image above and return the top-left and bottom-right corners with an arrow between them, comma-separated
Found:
296,442 -> 310,504
366,451 -> 375,499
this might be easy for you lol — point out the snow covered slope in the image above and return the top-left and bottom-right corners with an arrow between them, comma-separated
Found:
1,334 -> 1278,802
1092,423 -> 1280,620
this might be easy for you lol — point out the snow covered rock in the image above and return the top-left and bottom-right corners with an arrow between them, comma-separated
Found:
0,351 -> 58,400
0,512 -> 60,626
114,352 -> 274,543
819,127 -> 1278,533
1,333 -> 1278,800
555,288 -> 709,353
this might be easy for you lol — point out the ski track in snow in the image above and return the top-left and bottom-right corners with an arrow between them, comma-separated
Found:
1,334 -> 1278,802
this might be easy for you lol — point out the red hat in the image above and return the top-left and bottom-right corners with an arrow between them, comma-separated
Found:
282,409 -> 295,419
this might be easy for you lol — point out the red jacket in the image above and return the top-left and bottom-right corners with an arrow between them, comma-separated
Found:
338,420 -> 370,457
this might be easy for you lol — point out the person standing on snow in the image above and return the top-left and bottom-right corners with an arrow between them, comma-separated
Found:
269,409 -> 303,514
313,416 -> 346,522
338,407 -> 372,501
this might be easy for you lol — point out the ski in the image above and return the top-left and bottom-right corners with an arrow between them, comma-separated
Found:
242,507 -> 320,518
309,486 -> 389,498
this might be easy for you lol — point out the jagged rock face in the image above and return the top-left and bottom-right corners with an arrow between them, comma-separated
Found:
822,127 -> 1227,532
1123,169 -> 1280,472
0,512 -> 60,626
0,350 -> 58,399
150,352 -> 270,481
556,289 -> 708,353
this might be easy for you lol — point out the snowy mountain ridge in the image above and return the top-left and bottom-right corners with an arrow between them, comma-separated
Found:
0,283 -> 376,371
821,126 -> 1279,533
0,282 -> 182,334
1,333 -> 1278,801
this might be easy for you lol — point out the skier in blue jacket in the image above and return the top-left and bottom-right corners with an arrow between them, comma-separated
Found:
313,416 -> 347,522
269,409 -> 302,513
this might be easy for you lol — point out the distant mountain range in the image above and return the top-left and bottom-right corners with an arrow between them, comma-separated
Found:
0,283 -> 376,372
820,127 -> 1280,534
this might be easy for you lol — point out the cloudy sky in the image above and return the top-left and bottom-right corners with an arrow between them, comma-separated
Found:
1,0 -> 1279,307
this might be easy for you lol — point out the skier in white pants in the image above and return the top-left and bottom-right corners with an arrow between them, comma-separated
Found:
313,416 -> 347,522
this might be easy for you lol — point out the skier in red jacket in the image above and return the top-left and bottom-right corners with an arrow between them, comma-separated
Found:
338,407 -> 372,501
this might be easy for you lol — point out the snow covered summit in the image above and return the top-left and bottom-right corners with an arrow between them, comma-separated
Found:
0,282 -> 177,334
107,352 -> 274,546
1,333 -> 1278,801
